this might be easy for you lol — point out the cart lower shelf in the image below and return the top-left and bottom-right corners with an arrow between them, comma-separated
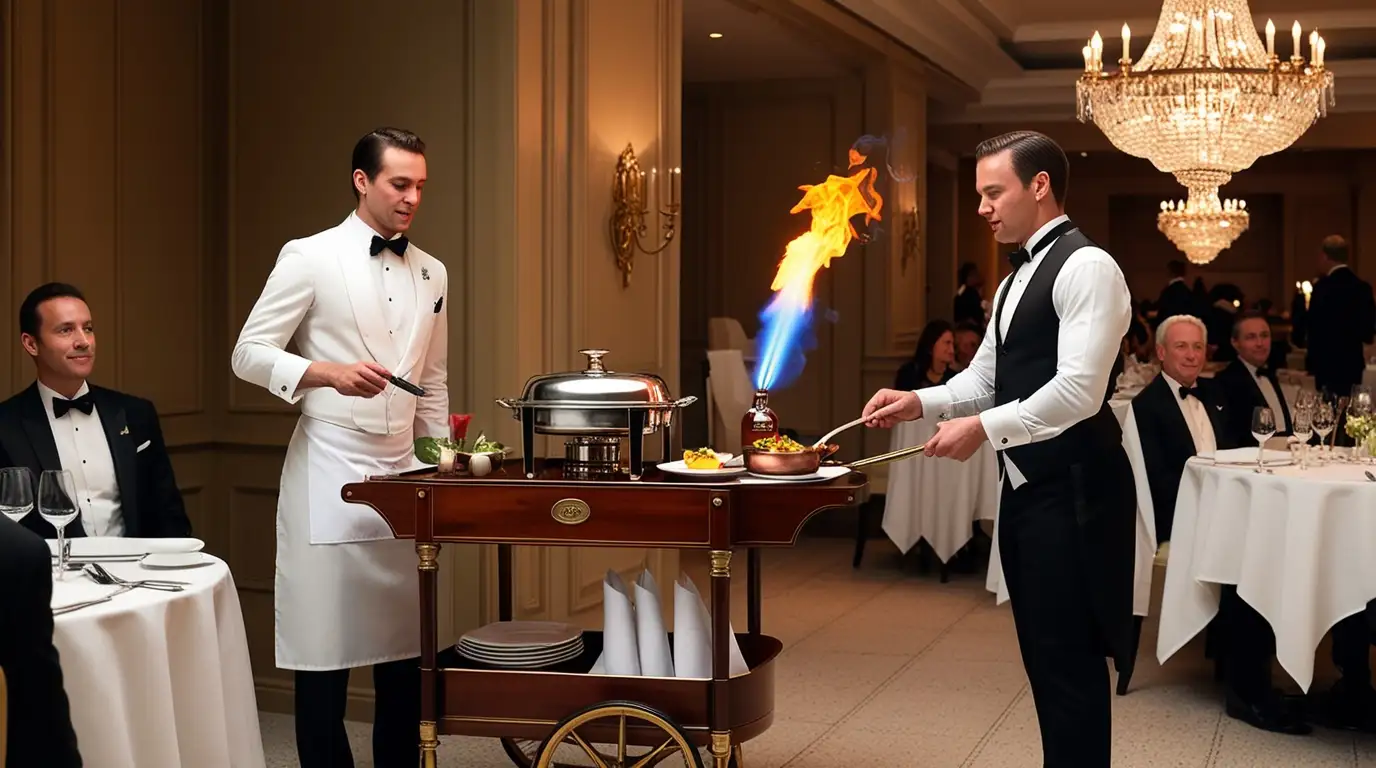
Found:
434,631 -> 781,747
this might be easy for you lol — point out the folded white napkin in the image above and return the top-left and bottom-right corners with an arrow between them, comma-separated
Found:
591,569 -> 641,676
634,570 -> 675,677
673,573 -> 748,679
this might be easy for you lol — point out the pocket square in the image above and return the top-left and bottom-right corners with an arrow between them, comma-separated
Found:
136,440 -> 151,453
434,296 -> 443,313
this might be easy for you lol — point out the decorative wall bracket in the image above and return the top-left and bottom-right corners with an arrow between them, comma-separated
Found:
610,142 -> 680,288
900,206 -> 920,275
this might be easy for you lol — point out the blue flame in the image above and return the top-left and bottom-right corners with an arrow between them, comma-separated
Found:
753,295 -> 817,391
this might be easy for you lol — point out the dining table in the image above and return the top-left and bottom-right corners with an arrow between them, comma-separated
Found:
1156,454 -> 1376,692
49,543 -> 265,768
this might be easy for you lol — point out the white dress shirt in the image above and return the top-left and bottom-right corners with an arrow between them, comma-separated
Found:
371,221 -> 418,349
38,380 -> 124,536
914,214 -> 1132,488
1162,372 -> 1217,454
1240,359 -> 1288,432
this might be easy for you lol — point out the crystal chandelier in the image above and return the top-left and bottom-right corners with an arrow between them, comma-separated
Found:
1076,1 -> 1335,193
1157,184 -> 1249,265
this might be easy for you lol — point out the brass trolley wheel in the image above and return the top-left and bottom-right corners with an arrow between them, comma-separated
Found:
503,736 -> 744,768
532,700 -> 705,768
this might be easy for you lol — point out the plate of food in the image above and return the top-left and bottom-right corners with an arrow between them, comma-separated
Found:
414,414 -> 510,476
659,448 -> 747,478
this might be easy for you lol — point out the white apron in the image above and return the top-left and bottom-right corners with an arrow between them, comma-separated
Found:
275,416 -> 422,670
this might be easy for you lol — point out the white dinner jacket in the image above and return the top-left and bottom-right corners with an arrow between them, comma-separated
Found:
231,212 -> 449,437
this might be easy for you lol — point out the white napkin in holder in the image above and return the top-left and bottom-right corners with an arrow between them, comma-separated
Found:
673,573 -> 748,679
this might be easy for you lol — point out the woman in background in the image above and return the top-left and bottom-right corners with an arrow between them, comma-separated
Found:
895,319 -> 956,391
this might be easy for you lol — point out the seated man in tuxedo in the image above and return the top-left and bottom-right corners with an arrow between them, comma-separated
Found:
1216,311 -> 1292,447
1133,315 -> 1309,734
0,283 -> 191,539
0,516 -> 83,767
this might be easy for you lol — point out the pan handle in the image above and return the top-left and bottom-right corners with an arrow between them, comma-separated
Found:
846,443 -> 926,469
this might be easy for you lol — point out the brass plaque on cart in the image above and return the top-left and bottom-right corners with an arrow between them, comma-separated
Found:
551,498 -> 591,525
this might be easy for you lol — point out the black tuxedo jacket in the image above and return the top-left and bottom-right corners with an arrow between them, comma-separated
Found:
0,517 -> 82,767
0,383 -> 192,539
1306,266 -> 1376,393
1214,360 -> 1293,447
1132,374 -> 1235,543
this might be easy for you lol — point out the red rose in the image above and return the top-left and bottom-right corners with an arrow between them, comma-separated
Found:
449,413 -> 472,442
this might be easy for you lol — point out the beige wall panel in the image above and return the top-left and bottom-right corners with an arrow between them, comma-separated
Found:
116,0 -> 205,416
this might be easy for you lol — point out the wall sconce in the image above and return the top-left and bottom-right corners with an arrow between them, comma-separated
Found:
900,206 -> 920,275
1298,279 -> 1313,309
610,142 -> 680,287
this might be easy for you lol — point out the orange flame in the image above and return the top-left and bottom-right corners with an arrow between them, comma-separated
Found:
754,151 -> 883,390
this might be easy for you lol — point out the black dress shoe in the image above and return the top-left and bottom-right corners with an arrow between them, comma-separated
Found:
1225,690 -> 1312,735
1320,679 -> 1376,732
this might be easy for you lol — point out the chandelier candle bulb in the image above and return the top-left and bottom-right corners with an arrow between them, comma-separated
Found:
1091,30 -> 1103,70
1293,20 -> 1301,60
1083,45 -> 1094,71
1317,36 -> 1326,67
1266,19 -> 1275,58
1122,23 -> 1131,62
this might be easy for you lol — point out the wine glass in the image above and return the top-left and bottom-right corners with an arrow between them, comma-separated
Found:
0,467 -> 35,523
1312,401 -> 1336,463
39,470 -> 80,579
1291,408 -> 1313,469
1251,406 -> 1277,471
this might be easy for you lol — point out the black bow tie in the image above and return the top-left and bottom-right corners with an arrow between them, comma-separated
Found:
53,394 -> 94,418
1254,367 -> 1272,379
1008,248 -> 1031,267
1008,219 -> 1077,269
370,235 -> 408,257
1179,385 -> 1203,401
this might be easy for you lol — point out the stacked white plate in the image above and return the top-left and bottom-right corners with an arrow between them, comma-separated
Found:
457,621 -> 584,669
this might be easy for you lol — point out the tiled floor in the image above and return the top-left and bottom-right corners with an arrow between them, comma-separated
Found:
260,537 -> 1376,766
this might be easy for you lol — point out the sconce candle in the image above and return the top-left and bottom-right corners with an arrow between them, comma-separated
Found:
609,143 -> 681,288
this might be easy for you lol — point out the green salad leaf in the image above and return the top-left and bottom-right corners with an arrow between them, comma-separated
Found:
415,432 -> 505,464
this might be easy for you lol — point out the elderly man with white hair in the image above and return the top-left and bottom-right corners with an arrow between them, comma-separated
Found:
1132,314 -> 1309,735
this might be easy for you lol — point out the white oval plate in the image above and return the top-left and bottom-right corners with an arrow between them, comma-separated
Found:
740,466 -> 852,484
658,460 -> 747,479
140,552 -> 213,569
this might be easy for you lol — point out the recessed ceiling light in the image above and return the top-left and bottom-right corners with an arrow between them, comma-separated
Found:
709,32 -> 723,39
1080,151 -> 1089,157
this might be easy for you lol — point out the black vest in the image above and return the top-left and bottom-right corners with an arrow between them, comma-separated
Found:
993,226 -> 1124,483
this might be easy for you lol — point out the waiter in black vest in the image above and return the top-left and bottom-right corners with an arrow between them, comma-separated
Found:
864,131 -> 1135,766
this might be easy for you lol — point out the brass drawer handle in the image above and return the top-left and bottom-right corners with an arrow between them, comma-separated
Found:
552,498 -> 591,525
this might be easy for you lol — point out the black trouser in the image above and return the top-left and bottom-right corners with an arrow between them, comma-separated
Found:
998,465 -> 1125,768
294,657 -> 420,768
1218,585 -> 1277,702
1332,601 -> 1376,685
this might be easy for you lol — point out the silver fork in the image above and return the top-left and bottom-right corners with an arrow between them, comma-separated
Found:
84,563 -> 186,591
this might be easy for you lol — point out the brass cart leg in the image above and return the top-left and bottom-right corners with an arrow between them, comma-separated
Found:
733,743 -> 746,767
420,720 -> 439,768
710,731 -> 732,768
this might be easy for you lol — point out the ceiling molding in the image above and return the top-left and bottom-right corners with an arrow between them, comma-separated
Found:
833,0 -> 1022,90
1014,10 -> 1376,44
933,58 -> 1376,124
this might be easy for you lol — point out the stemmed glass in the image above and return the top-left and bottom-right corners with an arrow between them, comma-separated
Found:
1312,401 -> 1336,463
1251,407 -> 1277,472
0,467 -> 35,523
1291,408 -> 1313,470
39,470 -> 80,579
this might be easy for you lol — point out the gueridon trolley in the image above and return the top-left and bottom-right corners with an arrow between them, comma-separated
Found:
341,458 -> 869,768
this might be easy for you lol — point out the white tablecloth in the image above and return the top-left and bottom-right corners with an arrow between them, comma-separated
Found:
881,419 -> 999,562
1157,459 -> 1376,692
985,399 -> 1158,616
51,555 -> 265,767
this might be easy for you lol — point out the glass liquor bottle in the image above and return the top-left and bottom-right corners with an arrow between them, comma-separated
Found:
740,390 -> 779,449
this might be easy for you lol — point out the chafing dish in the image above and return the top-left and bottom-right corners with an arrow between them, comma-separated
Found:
496,349 -> 696,479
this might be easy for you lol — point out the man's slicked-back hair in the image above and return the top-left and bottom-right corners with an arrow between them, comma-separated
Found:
19,282 -> 85,338
974,130 -> 1070,204
351,127 -> 426,200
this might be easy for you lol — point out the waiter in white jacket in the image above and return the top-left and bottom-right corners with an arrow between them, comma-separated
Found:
231,127 -> 449,768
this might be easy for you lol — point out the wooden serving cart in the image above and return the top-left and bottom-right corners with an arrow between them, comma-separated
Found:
341,458 -> 869,768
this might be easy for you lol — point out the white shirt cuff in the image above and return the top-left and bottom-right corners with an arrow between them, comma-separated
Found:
914,387 -> 953,421
979,400 -> 1031,451
268,355 -> 313,403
